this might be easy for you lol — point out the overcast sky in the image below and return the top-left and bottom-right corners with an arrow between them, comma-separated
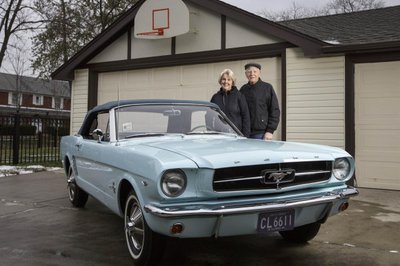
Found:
222,0 -> 400,13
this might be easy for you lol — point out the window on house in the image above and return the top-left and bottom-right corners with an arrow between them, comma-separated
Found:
52,97 -> 64,109
33,95 -> 44,106
8,92 -> 22,106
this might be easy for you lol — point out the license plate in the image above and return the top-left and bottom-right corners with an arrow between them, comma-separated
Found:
257,209 -> 295,232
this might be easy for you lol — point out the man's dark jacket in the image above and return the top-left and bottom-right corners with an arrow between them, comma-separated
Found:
240,79 -> 280,135
210,86 -> 250,137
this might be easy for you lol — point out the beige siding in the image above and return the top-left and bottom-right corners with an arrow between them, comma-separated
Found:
355,61 -> 400,190
131,34 -> 172,59
286,48 -> 345,148
89,33 -> 128,63
226,18 -> 282,49
70,69 -> 89,134
97,57 -> 282,139
175,4 -> 221,54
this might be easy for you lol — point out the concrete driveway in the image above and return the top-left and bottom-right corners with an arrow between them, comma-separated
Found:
0,170 -> 399,266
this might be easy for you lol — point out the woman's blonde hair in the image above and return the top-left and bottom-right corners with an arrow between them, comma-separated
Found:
218,69 -> 236,86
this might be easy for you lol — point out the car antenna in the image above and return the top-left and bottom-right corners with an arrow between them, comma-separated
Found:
116,85 -> 121,145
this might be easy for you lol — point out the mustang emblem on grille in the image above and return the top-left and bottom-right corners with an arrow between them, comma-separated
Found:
261,169 -> 296,189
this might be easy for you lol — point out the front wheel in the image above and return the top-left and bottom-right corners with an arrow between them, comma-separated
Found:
67,165 -> 88,208
124,190 -> 165,266
279,222 -> 321,243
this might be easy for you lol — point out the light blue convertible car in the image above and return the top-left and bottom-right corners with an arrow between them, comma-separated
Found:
61,99 -> 358,265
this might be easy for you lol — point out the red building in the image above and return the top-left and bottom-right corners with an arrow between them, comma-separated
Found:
0,72 -> 70,117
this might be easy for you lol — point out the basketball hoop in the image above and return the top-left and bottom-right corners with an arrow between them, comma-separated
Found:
137,28 -> 164,36
134,0 -> 189,39
136,8 -> 169,36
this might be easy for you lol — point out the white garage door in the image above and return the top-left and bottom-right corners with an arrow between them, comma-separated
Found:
98,57 -> 282,139
355,61 -> 400,190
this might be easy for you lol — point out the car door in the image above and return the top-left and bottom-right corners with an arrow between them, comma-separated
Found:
74,111 -> 115,203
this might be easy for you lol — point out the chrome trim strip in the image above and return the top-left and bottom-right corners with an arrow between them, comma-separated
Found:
295,170 -> 331,176
213,176 -> 262,183
144,186 -> 358,218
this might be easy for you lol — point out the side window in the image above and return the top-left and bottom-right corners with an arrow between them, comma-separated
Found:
84,112 -> 110,141
96,112 -> 110,141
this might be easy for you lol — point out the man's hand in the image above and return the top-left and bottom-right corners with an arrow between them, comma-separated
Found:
263,132 -> 273,140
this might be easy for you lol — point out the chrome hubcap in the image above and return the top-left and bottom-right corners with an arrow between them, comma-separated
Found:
125,200 -> 145,255
67,167 -> 75,201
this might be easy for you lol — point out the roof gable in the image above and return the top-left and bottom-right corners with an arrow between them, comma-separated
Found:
52,0 -> 324,81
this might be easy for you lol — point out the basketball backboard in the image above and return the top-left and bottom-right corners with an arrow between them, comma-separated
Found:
134,0 -> 190,39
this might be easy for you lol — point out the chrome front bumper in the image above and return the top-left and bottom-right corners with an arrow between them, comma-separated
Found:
144,186 -> 358,218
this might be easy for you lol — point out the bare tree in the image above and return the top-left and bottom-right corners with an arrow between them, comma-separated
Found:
260,2 -> 321,21
324,0 -> 385,14
260,0 -> 385,21
0,0 -> 42,69
5,41 -> 30,110
31,0 -> 137,79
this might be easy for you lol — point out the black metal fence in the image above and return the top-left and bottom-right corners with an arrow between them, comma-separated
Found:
0,114 -> 70,164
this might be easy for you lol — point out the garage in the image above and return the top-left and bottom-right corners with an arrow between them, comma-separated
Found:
355,61 -> 400,190
53,1 -> 400,190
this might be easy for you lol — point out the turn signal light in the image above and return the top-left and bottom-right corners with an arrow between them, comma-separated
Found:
339,202 -> 349,212
170,223 -> 184,234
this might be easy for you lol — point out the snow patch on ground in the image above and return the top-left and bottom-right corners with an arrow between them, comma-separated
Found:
0,165 -> 62,177
372,212 -> 400,223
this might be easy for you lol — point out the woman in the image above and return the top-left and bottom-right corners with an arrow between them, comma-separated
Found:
211,69 -> 250,137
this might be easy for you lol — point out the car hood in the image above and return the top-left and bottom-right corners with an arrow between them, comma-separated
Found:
141,136 -> 348,168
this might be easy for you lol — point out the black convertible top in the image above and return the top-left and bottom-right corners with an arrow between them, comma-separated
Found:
79,99 -> 219,135
88,99 -> 217,115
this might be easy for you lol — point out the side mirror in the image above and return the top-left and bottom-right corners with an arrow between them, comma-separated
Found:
92,128 -> 104,143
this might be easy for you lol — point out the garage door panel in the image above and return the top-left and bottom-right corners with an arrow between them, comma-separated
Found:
126,70 -> 152,85
358,97 -> 400,117
181,65 -> 210,85
357,152 -> 400,164
357,161 -> 400,190
98,57 -> 281,139
181,85 -> 214,100
358,64 -> 400,87
152,87 -> 181,99
153,68 -> 180,85
358,181 -> 400,191
122,90 -> 154,99
356,119 -> 400,129
357,130 -> 400,148
355,61 -> 400,190
358,162 -> 400,178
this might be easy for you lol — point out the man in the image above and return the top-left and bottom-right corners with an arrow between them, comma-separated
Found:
240,63 -> 280,140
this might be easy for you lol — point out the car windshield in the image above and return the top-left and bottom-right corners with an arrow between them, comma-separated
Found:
115,104 -> 240,140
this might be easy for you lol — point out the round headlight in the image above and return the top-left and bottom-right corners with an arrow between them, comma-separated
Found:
161,169 -> 187,197
333,158 -> 351,180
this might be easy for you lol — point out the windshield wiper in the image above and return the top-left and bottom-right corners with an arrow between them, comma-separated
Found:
185,131 -> 224,135
124,133 -> 165,139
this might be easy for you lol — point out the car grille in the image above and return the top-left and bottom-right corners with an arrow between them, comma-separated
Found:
213,161 -> 332,192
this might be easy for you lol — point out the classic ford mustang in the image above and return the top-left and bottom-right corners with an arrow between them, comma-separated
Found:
61,99 -> 358,265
